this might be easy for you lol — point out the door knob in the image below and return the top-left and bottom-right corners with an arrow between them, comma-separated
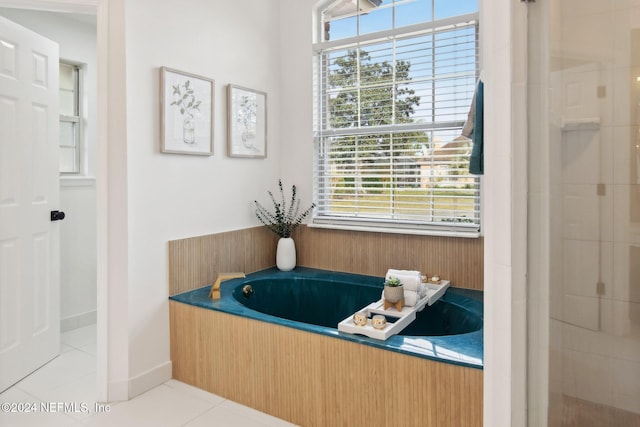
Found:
50,210 -> 66,221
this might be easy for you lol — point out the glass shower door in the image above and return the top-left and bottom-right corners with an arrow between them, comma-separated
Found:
528,1 -> 640,426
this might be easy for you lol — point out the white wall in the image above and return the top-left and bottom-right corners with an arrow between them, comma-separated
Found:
278,0 -> 316,204
102,0 -> 129,401
60,180 -> 97,330
0,8 -> 98,331
122,0 -> 282,395
481,0 -> 529,425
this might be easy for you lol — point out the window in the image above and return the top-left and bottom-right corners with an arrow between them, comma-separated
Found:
314,0 -> 480,236
59,62 -> 82,174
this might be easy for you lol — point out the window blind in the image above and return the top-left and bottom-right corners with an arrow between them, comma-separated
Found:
314,16 -> 480,235
59,62 -> 81,175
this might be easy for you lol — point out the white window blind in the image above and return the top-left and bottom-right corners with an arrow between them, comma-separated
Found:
314,6 -> 480,236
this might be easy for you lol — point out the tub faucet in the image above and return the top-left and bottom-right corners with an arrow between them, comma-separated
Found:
209,272 -> 246,300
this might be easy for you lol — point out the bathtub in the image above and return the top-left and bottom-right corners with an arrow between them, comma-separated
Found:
170,267 -> 483,368
169,267 -> 484,426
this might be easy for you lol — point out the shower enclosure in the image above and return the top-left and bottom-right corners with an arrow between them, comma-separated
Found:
528,1 -> 640,425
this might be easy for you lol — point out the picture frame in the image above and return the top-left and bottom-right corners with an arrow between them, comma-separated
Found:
160,67 -> 214,155
227,84 -> 267,158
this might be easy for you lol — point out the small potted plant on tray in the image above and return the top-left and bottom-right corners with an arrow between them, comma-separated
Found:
383,276 -> 404,304
255,179 -> 315,271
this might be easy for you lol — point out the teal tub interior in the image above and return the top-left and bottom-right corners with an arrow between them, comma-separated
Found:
170,267 -> 483,369
233,275 -> 481,337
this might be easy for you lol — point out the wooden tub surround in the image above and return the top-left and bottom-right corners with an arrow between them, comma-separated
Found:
170,302 -> 482,426
168,226 -> 484,426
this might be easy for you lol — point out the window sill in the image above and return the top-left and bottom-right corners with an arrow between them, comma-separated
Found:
60,175 -> 96,187
308,221 -> 481,239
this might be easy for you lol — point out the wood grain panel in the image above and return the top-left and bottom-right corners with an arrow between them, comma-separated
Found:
169,225 -> 483,295
168,226 -> 278,295
168,300 -> 198,386
293,225 -> 484,289
170,301 -> 483,427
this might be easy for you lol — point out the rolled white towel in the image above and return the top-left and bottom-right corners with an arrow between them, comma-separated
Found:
386,272 -> 422,292
387,269 -> 421,278
404,281 -> 427,298
403,290 -> 420,307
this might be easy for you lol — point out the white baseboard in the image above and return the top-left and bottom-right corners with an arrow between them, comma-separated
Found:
61,310 -> 97,332
128,361 -> 173,399
106,361 -> 172,402
107,379 -> 129,402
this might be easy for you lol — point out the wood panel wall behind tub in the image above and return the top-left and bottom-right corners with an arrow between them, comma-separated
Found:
168,226 -> 278,296
293,225 -> 484,290
168,225 -> 484,295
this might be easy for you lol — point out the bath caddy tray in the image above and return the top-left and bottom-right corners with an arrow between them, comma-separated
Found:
338,280 -> 450,340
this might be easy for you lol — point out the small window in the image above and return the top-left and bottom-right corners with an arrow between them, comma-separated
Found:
59,62 -> 81,174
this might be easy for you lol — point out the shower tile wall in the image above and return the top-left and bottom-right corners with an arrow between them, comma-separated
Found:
549,0 -> 640,417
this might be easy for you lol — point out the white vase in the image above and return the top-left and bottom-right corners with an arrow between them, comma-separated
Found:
276,237 -> 296,271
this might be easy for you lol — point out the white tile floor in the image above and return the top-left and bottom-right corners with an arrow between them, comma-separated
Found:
0,325 -> 297,427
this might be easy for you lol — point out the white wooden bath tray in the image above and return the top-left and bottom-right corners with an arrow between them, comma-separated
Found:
338,280 -> 450,340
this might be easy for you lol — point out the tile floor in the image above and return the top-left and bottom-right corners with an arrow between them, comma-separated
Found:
0,325 -> 297,427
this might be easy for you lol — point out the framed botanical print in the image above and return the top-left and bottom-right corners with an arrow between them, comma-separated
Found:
227,84 -> 267,158
160,67 -> 214,155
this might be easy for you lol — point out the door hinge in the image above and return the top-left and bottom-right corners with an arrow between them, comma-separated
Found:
596,281 -> 605,296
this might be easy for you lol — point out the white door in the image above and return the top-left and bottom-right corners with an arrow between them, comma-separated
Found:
0,15 -> 61,392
